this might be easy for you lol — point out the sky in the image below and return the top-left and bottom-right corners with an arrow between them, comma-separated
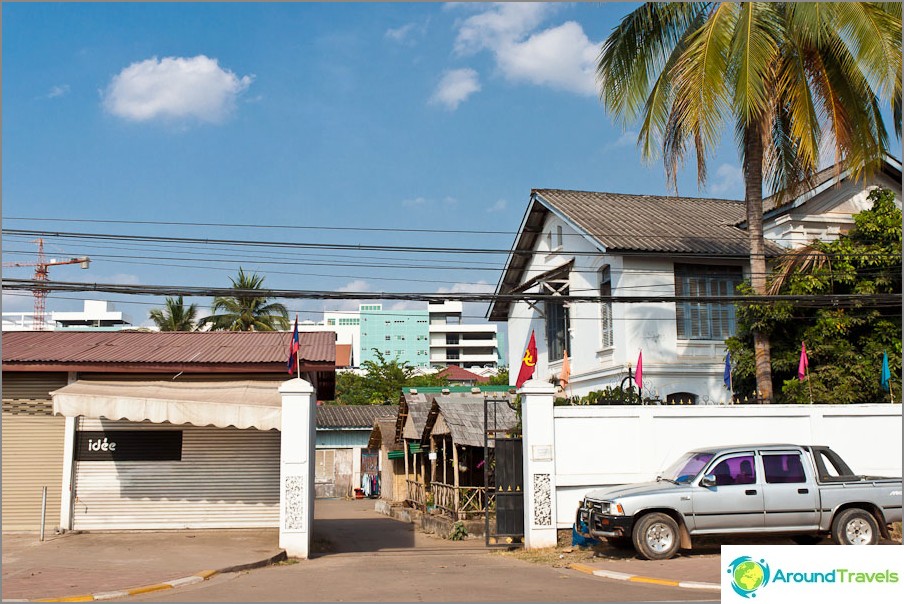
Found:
3,2 -> 763,330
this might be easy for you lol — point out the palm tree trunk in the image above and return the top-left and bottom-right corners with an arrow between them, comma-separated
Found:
744,123 -> 774,404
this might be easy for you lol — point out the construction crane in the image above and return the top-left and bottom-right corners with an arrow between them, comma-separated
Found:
3,238 -> 90,330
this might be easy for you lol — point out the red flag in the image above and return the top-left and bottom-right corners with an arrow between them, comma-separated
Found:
515,331 -> 538,388
635,350 -> 643,392
287,316 -> 299,375
798,342 -> 809,381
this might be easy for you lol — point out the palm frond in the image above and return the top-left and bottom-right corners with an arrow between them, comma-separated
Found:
767,243 -> 831,295
730,2 -> 781,125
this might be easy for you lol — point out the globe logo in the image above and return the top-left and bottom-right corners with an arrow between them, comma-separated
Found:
727,556 -> 771,598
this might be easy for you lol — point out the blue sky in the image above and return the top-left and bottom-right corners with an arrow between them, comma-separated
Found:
3,2 -> 756,328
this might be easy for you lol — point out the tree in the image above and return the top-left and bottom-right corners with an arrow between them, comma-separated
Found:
361,349 -> 416,404
149,296 -> 198,331
486,366 -> 510,386
332,371 -> 375,406
597,2 -> 901,402
725,188 -> 902,403
199,267 -> 290,331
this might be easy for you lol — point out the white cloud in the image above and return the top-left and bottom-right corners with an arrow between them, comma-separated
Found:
401,195 -> 459,210
338,279 -> 371,293
435,281 -> 494,295
103,55 -> 253,123
47,84 -> 70,99
604,129 -> 638,151
453,3 -> 556,56
451,4 -> 600,96
385,21 -> 428,46
486,199 -> 508,213
709,164 -> 744,197
430,68 -> 481,110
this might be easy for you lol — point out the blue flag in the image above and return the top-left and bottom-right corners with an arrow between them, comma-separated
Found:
723,351 -> 732,389
287,316 -> 299,374
881,351 -> 890,392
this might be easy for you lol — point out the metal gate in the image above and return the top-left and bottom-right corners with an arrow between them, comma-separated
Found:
484,396 -> 523,546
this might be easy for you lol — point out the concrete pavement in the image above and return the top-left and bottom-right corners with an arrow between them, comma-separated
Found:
3,499 -> 725,602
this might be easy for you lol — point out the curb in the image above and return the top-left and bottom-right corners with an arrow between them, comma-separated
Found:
21,550 -> 288,602
568,563 -> 721,592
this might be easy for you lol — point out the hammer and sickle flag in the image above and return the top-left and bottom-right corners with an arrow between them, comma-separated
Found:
515,330 -> 538,388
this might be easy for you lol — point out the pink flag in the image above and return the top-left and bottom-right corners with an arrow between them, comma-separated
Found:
798,342 -> 809,381
635,350 -> 643,392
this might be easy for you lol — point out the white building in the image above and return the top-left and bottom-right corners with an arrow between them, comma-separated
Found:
2,300 -> 133,331
427,301 -> 500,368
490,157 -> 901,404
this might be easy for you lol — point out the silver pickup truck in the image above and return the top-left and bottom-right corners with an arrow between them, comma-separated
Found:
575,444 -> 903,560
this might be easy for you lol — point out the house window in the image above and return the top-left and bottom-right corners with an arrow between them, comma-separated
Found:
674,264 -> 742,340
546,297 -> 570,361
385,335 -> 391,341
599,266 -> 613,349
556,225 -> 563,248
327,318 -> 336,326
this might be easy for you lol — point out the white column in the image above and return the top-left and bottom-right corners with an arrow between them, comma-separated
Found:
59,371 -> 79,531
278,378 -> 316,558
519,378 -> 558,549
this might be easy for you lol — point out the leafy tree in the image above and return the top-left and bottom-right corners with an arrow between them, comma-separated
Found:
407,371 -> 450,388
149,296 -> 198,331
726,188 -> 902,403
332,371 -> 375,406
486,367 -> 510,386
199,268 -> 290,331
597,2 -> 901,402
346,349 -> 417,405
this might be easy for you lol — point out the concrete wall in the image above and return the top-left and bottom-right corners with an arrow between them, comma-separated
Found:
550,404 -> 903,529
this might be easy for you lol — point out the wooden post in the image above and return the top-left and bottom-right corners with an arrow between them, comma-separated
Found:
452,443 -> 460,489
430,437 -> 437,486
442,437 -> 448,484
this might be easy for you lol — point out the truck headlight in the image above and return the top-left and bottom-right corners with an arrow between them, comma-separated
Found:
608,501 -> 625,516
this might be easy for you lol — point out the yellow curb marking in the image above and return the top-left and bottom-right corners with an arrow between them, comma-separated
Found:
33,597 -> 95,602
126,583 -> 173,596
568,563 -> 598,575
628,576 -> 681,587
194,570 -> 218,579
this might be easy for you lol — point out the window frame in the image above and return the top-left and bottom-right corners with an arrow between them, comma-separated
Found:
674,264 -> 743,340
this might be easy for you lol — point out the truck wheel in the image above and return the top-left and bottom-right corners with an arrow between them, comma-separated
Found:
632,513 -> 680,560
831,508 -> 879,545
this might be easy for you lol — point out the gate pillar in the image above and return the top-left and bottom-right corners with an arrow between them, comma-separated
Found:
519,379 -> 558,549
278,378 -> 316,558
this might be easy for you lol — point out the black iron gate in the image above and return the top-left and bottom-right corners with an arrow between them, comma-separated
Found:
484,396 -> 523,546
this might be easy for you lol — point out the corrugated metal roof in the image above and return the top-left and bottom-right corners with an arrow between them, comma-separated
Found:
316,404 -> 398,429
425,395 -> 517,447
436,365 -> 489,383
1,331 -> 335,366
535,189 -> 771,256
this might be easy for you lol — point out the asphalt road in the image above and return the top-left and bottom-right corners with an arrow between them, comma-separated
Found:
118,499 -> 716,602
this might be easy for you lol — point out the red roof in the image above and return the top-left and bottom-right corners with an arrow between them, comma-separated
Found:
1,330 -> 335,371
335,344 -> 353,368
436,365 -> 489,384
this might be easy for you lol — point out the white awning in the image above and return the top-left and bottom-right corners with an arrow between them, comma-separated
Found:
51,380 -> 283,430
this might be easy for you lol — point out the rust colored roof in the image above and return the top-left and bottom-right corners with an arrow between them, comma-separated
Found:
436,365 -> 489,383
2,330 -> 335,369
335,344 -> 353,368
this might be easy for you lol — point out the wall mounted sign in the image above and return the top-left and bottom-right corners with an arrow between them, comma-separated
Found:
75,430 -> 183,461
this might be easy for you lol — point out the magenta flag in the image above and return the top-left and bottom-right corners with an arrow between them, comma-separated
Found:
798,342 -> 809,381
635,350 -> 643,392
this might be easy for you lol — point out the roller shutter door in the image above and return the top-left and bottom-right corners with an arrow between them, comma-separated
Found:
73,419 -> 279,529
1,408 -> 66,532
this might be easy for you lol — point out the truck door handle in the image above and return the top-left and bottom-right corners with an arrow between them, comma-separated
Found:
798,488 -> 809,494
745,489 -> 758,496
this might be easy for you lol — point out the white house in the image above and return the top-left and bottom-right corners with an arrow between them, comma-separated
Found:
490,157 -> 901,404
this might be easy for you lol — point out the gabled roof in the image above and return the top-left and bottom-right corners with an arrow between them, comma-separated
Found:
1,330 -> 335,371
421,395 -> 517,447
316,404 -> 398,429
760,154 -> 903,220
489,189 -> 784,320
436,365 -> 489,384
367,417 -> 399,450
335,344 -> 353,368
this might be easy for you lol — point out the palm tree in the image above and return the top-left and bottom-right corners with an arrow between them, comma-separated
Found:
597,2 -> 901,402
149,296 -> 198,331
199,268 -> 290,331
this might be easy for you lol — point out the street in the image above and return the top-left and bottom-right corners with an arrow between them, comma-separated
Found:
118,499 -> 716,602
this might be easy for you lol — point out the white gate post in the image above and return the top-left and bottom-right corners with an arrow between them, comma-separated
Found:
519,378 -> 558,549
278,378 -> 316,558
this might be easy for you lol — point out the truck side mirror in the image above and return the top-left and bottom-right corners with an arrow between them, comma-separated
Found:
700,474 -> 716,487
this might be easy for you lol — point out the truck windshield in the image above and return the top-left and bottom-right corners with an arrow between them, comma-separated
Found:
661,452 -> 714,483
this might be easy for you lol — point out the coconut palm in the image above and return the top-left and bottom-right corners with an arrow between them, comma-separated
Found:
199,268 -> 290,331
597,2 -> 901,402
149,296 -> 198,331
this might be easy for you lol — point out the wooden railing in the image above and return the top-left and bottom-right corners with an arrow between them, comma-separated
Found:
430,482 -> 495,519
406,479 -> 426,510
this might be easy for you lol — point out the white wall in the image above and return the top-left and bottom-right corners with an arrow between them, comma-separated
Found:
551,404 -> 902,528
